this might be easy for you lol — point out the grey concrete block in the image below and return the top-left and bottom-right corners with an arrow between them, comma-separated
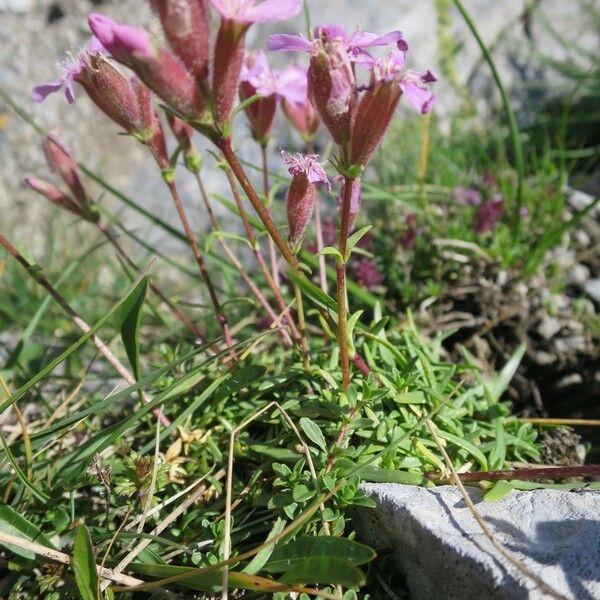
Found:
354,484 -> 600,600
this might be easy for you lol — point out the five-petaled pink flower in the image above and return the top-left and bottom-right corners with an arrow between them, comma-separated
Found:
239,51 -> 307,143
282,151 -> 330,249
268,24 -> 407,66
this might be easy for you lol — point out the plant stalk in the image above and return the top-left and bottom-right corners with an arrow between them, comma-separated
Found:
261,143 -> 280,288
193,171 -> 293,347
307,139 -> 328,294
220,159 -> 306,350
336,176 -> 355,389
165,179 -> 235,350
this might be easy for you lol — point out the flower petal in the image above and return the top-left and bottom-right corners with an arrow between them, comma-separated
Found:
32,80 -> 64,103
399,71 -> 435,114
267,33 -> 312,52
245,0 -> 302,22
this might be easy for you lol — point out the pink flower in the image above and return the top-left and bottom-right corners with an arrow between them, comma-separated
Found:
474,195 -> 503,234
268,25 -> 407,66
277,64 -> 320,140
239,51 -> 307,143
32,37 -> 105,104
352,258 -> 382,291
149,0 -> 211,81
88,13 -> 205,118
282,151 -> 330,249
210,0 -> 301,24
400,213 -> 424,249
453,186 -> 482,206
306,27 -> 356,145
87,13 -> 153,61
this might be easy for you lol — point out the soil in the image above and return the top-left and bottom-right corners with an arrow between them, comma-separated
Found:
416,205 -> 600,464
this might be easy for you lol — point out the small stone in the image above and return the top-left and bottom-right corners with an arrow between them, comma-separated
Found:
568,188 -> 597,212
566,264 -> 590,287
0,0 -> 34,12
354,484 -> 600,600
555,373 -> 583,388
537,316 -> 562,340
584,279 -> 600,303
532,350 -> 556,365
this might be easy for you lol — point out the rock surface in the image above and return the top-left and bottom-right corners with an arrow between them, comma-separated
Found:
354,483 -> 600,600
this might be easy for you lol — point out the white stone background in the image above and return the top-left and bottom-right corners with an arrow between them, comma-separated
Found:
0,0 -> 597,258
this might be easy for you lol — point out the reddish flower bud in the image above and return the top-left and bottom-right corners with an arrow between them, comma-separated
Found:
132,78 -> 170,169
212,19 -> 248,124
148,0 -> 210,82
282,97 -> 319,141
350,52 -> 404,167
41,134 -> 88,208
282,151 -> 330,249
75,54 -> 144,133
308,27 -> 356,146
239,80 -> 277,144
89,13 -> 205,118
474,195 -> 503,234
24,176 -> 86,219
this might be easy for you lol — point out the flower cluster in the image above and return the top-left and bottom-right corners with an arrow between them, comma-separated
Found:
269,24 -> 436,168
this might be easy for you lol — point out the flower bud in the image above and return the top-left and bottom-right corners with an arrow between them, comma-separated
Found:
239,80 -> 277,144
41,134 -> 88,207
350,51 -> 404,167
131,78 -> 170,169
212,19 -> 247,124
149,0 -> 210,82
282,97 -> 319,141
308,27 -> 355,146
76,54 -> 144,133
89,13 -> 205,118
282,151 -> 330,250
24,176 -> 87,219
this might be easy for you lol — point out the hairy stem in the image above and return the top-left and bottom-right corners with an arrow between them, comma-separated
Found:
165,179 -> 235,351
293,280 -> 311,370
194,171 -> 293,347
221,160 -> 306,349
217,138 -> 299,269
336,176 -> 355,390
307,139 -> 328,294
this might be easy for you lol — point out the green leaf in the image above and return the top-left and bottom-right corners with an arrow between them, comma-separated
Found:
483,480 -> 515,501
265,535 -> 375,573
292,484 -> 315,503
0,503 -> 55,560
345,225 -> 372,260
118,277 -> 148,382
485,342 -> 526,402
319,246 -> 343,261
358,466 -> 425,486
436,430 -> 488,470
394,391 -> 426,404
299,417 -> 327,453
72,525 -> 99,600
279,556 -> 365,587
244,517 -> 287,575
0,269 -> 152,413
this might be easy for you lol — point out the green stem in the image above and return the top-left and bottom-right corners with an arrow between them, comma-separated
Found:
453,0 -> 525,242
